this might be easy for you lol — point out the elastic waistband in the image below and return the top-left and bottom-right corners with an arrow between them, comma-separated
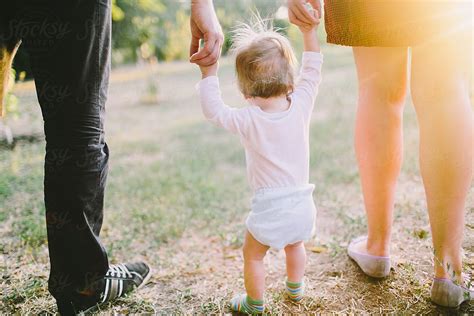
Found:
254,184 -> 315,196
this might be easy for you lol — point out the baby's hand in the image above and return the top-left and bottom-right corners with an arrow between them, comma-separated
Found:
298,4 -> 320,33
199,62 -> 218,79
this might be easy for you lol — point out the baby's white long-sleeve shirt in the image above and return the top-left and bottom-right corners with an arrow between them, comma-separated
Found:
197,52 -> 323,191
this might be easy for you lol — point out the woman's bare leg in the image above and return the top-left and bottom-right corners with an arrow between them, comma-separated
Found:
353,47 -> 409,257
411,29 -> 473,281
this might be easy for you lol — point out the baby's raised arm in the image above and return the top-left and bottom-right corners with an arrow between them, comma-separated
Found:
292,5 -> 323,118
197,73 -> 249,136
293,50 -> 323,115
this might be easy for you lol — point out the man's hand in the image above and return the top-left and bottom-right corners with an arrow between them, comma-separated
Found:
189,0 -> 224,67
288,0 -> 321,32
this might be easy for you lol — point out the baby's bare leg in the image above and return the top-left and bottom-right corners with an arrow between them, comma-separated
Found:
243,230 -> 269,300
284,241 -> 306,301
230,231 -> 268,313
284,241 -> 306,283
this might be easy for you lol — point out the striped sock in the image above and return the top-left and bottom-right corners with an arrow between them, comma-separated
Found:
286,279 -> 305,302
230,294 -> 264,314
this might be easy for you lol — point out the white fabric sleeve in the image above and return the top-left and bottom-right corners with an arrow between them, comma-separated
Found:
293,52 -> 323,118
196,76 -> 249,135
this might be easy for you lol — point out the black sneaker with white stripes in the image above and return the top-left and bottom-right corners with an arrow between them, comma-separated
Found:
100,262 -> 152,303
60,262 -> 152,315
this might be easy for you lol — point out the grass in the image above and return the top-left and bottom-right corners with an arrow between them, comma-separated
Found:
1,43 -> 473,314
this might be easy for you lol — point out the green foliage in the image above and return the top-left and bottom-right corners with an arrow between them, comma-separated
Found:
111,0 -> 125,21
161,9 -> 191,61
112,0 -> 166,62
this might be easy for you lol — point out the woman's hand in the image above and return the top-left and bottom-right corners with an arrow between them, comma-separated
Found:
288,0 -> 321,32
189,0 -> 224,67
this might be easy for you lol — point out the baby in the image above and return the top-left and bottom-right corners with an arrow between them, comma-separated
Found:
196,11 -> 322,314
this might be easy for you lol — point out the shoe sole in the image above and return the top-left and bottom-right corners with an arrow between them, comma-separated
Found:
431,301 -> 463,309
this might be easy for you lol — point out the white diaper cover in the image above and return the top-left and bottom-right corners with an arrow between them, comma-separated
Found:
246,184 -> 317,250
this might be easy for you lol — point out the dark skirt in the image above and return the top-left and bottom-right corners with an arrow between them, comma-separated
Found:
324,1 -> 472,47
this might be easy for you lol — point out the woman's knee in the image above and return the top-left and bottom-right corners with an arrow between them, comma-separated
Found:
357,84 -> 406,128
358,84 -> 407,113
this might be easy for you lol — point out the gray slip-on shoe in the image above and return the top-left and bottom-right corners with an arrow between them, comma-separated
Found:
348,236 -> 391,278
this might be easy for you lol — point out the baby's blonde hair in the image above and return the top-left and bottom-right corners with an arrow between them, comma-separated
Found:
231,17 -> 297,99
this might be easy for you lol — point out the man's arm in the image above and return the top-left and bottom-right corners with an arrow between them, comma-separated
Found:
189,0 -> 224,67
